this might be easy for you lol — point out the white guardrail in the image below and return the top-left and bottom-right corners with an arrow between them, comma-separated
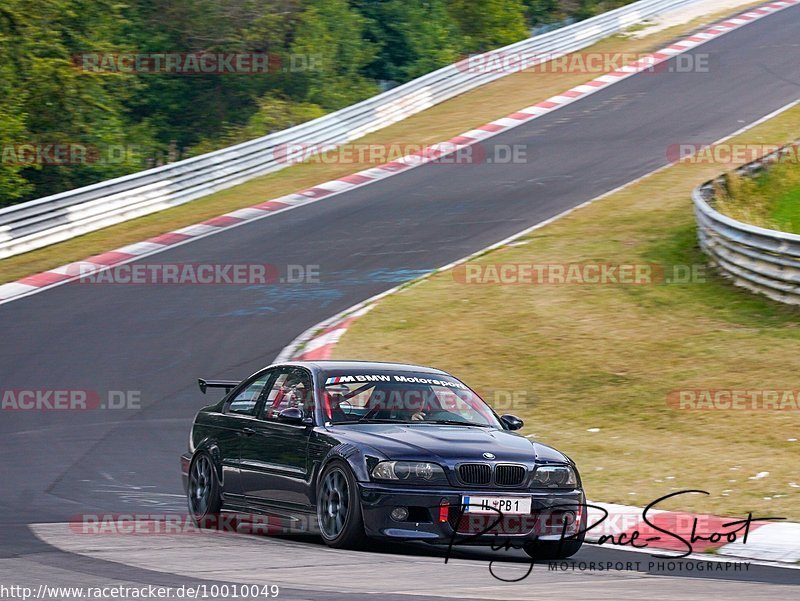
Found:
0,0 -> 703,259
693,143 -> 800,305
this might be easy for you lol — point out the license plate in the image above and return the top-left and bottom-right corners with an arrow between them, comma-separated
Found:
462,495 -> 531,515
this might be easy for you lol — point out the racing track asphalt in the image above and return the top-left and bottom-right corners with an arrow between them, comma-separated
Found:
1,4 -> 800,598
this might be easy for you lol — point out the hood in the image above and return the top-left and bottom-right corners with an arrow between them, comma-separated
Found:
330,424 -> 570,464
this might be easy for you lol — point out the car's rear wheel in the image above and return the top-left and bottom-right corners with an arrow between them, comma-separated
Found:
523,538 -> 582,560
317,461 -> 367,549
188,452 -> 222,527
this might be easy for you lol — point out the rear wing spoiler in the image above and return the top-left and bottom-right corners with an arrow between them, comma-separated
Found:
198,378 -> 239,394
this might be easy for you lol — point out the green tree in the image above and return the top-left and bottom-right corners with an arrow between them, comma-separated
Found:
0,0 -> 145,204
0,0 -> 636,207
354,0 -> 463,83
0,16 -> 32,204
189,93 -> 326,155
286,0 -> 378,109
447,0 -> 529,52
118,0 -> 302,152
524,0 -> 564,26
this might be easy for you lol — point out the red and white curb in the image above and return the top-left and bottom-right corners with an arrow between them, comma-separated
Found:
286,305 -> 376,361
586,502 -> 800,562
2,0 -> 797,306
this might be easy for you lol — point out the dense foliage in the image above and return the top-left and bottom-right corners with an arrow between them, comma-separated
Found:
0,0 -> 630,205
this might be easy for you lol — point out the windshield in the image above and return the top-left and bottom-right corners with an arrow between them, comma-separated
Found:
321,372 -> 501,427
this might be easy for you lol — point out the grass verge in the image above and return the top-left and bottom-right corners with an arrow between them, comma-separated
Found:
0,0 -> 767,284
716,150 -> 800,234
332,104 -> 800,521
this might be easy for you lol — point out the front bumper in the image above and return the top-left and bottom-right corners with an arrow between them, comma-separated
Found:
358,481 -> 585,545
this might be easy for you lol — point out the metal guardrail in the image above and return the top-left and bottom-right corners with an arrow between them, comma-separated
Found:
0,0 -> 703,260
693,143 -> 800,305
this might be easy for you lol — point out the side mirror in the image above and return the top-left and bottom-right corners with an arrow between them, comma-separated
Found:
277,407 -> 312,425
500,414 -> 524,431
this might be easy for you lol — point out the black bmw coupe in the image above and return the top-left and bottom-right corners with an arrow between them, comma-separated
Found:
181,360 -> 585,559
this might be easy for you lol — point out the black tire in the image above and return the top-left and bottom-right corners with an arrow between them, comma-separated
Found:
187,452 -> 222,527
316,460 -> 368,549
523,538 -> 583,560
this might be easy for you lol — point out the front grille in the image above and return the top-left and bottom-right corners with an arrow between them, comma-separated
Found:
458,463 -> 491,485
495,464 -> 527,486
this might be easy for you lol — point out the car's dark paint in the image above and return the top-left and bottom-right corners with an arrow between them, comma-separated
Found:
197,379 -> 238,394
500,414 -> 524,431
191,410 -> 245,497
182,360 -> 584,548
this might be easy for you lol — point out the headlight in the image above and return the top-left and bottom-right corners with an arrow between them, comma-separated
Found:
531,465 -> 577,488
370,461 -> 447,484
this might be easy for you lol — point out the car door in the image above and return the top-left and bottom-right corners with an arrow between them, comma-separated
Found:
214,369 -> 274,504
239,366 -> 315,510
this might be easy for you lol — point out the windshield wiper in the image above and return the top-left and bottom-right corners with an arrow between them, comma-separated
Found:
423,420 -> 492,427
334,418 -> 416,424
332,418 -> 492,427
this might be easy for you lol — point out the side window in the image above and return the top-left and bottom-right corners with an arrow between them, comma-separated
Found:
261,368 -> 314,421
227,372 -> 272,416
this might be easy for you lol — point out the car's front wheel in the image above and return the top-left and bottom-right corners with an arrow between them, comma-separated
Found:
317,461 -> 368,549
188,452 -> 222,527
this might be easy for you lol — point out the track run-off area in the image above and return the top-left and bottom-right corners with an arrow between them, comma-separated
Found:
2,2 -> 800,599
